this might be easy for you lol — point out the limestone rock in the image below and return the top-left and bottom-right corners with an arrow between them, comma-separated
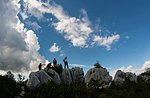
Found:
26,72 -> 40,90
70,67 -> 84,82
138,69 -> 150,82
85,68 -> 112,88
47,69 -> 61,85
27,70 -> 52,90
60,69 -> 72,84
114,70 -> 137,85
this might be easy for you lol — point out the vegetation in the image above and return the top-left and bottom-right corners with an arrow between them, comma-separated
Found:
24,79 -> 150,98
0,69 -> 150,98
0,75 -> 16,98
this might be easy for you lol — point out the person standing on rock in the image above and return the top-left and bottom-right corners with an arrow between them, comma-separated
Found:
38,63 -> 45,70
53,58 -> 57,67
63,57 -> 69,69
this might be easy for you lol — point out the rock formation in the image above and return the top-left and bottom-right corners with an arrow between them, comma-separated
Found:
85,67 -> 112,88
114,70 -> 137,85
47,69 -> 61,85
60,69 -> 72,84
27,70 -> 52,90
70,67 -> 84,83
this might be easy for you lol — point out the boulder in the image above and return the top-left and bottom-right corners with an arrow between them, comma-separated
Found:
138,69 -> 150,82
85,68 -> 112,88
60,69 -> 72,84
126,72 -> 137,81
138,75 -> 150,82
47,69 -> 61,85
27,70 -> 52,90
114,70 -> 137,85
34,70 -> 53,84
70,67 -> 84,82
26,72 -> 40,90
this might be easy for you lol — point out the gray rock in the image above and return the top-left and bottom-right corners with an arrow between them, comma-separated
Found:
85,68 -> 112,88
138,69 -> 150,82
26,72 -> 40,90
139,75 -> 150,82
60,69 -> 72,84
126,72 -> 137,81
47,69 -> 61,85
27,70 -> 52,90
114,70 -> 137,85
70,67 -> 84,83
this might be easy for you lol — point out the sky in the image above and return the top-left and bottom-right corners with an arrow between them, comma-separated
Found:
0,0 -> 150,77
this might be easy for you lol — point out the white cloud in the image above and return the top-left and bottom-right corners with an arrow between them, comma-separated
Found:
22,0 -> 120,49
69,63 -> 92,73
69,64 -> 90,68
20,12 -> 28,20
93,34 -> 120,50
110,60 -> 150,78
49,43 -> 60,53
0,0 -> 47,72
26,21 -> 41,31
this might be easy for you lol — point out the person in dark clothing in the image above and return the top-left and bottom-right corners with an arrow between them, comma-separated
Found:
63,57 -> 69,69
53,58 -> 57,67
46,63 -> 52,71
38,63 -> 44,70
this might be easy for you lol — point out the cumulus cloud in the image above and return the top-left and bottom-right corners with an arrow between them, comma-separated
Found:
0,0 -> 47,72
93,34 -> 120,50
110,60 -> 150,78
49,43 -> 60,53
21,0 -> 120,49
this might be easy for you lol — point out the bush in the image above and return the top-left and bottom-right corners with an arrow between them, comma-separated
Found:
0,75 -> 16,98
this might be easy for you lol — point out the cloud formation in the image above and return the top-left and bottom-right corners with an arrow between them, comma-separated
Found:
0,0 -> 46,72
49,43 -> 60,53
110,60 -> 150,78
93,34 -> 120,50
21,0 -> 120,49
26,21 -> 41,31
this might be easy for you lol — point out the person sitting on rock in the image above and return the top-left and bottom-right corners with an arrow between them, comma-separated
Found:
63,57 -> 69,69
53,58 -> 57,67
38,63 -> 45,70
46,63 -> 52,71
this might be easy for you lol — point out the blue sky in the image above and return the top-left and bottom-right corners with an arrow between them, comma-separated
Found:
20,0 -> 150,71
0,0 -> 150,76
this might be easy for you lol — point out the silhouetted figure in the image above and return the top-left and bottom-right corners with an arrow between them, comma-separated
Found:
38,63 -> 45,70
46,63 -> 52,70
53,58 -> 57,67
63,57 -> 69,69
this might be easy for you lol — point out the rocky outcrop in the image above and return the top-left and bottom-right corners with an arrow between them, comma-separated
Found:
70,67 -> 84,83
138,69 -> 150,82
114,70 -> 137,85
85,68 -> 112,88
27,70 -> 53,90
60,69 -> 72,84
47,69 -> 61,85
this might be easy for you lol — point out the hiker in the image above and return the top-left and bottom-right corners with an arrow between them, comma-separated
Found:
38,63 -> 45,70
46,63 -> 52,71
63,57 -> 69,69
53,58 -> 57,67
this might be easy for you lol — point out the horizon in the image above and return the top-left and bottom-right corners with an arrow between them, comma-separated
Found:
0,0 -> 150,78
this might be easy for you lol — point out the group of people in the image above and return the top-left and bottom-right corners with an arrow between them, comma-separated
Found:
38,57 -> 69,71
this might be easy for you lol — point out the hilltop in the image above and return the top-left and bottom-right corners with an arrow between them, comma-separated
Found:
0,63 -> 150,98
